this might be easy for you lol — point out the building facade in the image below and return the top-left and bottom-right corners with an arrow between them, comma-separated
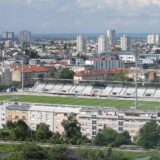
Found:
147,34 -> 160,45
98,34 -> 106,53
19,31 -> 32,43
0,67 -> 12,85
77,34 -> 87,53
2,103 -> 160,141
107,29 -> 116,47
120,35 -> 132,52
2,32 -> 14,40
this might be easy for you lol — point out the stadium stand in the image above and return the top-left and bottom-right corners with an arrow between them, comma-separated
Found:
124,87 -> 135,97
145,88 -> 156,97
31,82 -> 160,98
51,84 -> 64,94
43,84 -> 55,92
82,86 -> 93,96
111,85 -> 123,96
60,84 -> 73,94
33,83 -> 46,92
137,88 -> 146,97
119,86 -> 128,96
154,88 -> 160,97
101,84 -> 114,96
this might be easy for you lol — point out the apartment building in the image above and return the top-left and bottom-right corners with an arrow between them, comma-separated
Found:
79,108 -> 160,140
12,65 -> 50,86
3,103 -> 160,140
0,67 -> 12,85
85,58 -> 124,70
6,104 -> 30,125
5,104 -> 80,133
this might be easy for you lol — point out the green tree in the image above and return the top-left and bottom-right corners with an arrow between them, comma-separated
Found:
61,113 -> 85,144
51,132 -> 63,144
48,145 -> 69,160
35,123 -> 52,141
137,120 -> 160,149
112,73 -> 128,81
4,143 -> 47,160
94,128 -> 131,147
94,132 -> 106,146
10,120 -> 29,141
60,68 -> 74,79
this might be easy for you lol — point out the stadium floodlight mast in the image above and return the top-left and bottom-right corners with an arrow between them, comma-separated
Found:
134,52 -> 138,110
20,60 -> 24,91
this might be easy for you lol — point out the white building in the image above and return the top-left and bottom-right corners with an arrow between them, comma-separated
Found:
119,54 -> 135,63
77,34 -> 87,53
4,103 -> 160,141
4,40 -> 14,48
2,32 -> 14,40
0,67 -> 12,85
120,35 -> 132,52
98,34 -> 106,53
19,30 -> 32,43
147,34 -> 160,45
107,29 -> 116,47
79,108 -> 160,140
27,105 -> 80,133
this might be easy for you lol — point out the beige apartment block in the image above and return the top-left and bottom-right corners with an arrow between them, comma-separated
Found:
5,103 -> 160,141
6,104 -> 30,125
79,108 -> 160,140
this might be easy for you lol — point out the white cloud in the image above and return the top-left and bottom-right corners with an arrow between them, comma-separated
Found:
75,0 -> 160,12
0,0 -> 56,9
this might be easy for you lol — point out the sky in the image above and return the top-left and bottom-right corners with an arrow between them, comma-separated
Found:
0,0 -> 160,33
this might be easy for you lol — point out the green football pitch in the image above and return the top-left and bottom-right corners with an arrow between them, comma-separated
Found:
0,95 -> 160,110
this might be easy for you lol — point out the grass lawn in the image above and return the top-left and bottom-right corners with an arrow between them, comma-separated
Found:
111,150 -> 160,159
0,144 -> 16,152
0,95 -> 160,110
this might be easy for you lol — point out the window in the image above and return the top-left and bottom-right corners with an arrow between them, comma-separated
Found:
92,121 -> 97,124
118,127 -> 123,132
92,131 -> 96,135
118,121 -> 123,125
92,115 -> 97,119
15,116 -> 19,119
64,113 -> 68,117
118,116 -> 123,120
92,126 -> 96,130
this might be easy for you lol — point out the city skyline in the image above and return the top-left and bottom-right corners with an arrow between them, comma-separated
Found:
0,0 -> 160,33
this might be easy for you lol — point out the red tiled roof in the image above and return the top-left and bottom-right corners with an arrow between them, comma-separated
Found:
13,65 -> 49,73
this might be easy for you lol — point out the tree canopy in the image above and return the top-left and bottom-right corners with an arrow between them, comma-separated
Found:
35,123 -> 52,141
60,68 -> 74,79
94,128 -> 131,147
61,113 -> 88,145
137,120 -> 160,149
